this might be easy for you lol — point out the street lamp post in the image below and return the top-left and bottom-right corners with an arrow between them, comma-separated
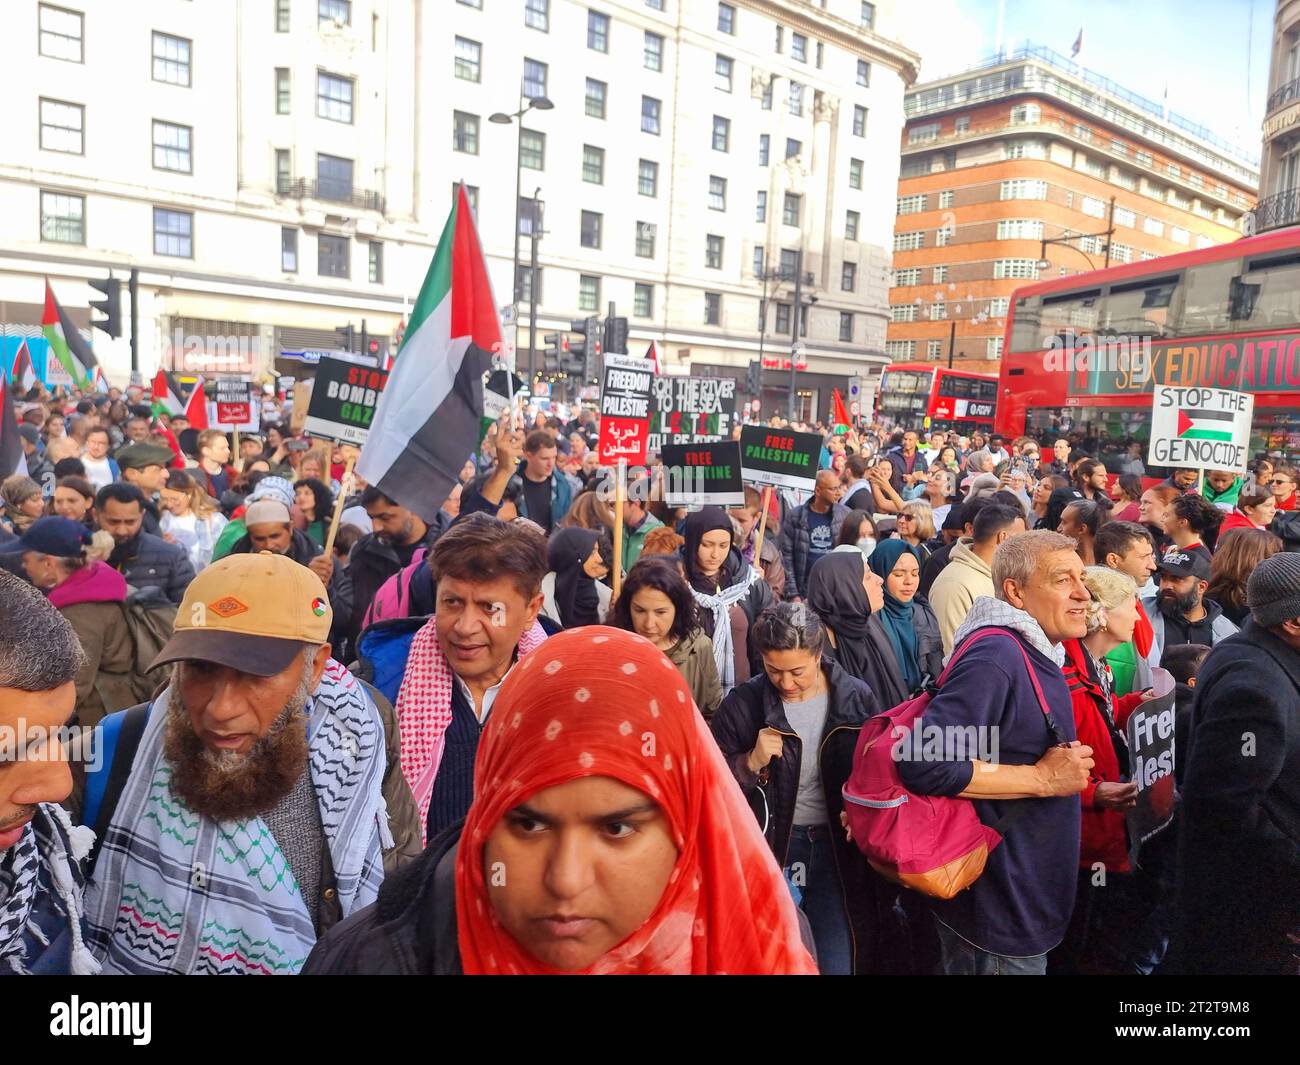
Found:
491,88 -> 553,386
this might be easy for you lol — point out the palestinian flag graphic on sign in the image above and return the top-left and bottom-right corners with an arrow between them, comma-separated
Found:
1176,407 -> 1235,443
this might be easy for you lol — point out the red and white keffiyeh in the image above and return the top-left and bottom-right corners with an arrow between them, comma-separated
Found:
395,615 -> 548,843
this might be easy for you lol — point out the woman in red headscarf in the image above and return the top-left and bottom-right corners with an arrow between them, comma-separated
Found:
303,626 -> 817,975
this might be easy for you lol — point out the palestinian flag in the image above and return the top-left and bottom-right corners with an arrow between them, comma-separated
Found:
831,388 -> 852,432
645,340 -> 662,375
356,184 -> 502,523
1,369 -> 26,478
1176,407 -> 1235,443
42,279 -> 96,390
151,368 -> 185,418
10,338 -> 37,395
183,374 -> 209,430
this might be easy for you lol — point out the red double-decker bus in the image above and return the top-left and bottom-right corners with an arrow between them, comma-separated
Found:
995,227 -> 1300,476
875,363 -> 998,435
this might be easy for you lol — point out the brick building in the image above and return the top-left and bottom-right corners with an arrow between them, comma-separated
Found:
887,44 -> 1258,373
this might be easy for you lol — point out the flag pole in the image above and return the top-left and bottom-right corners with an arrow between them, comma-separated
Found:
322,452 -> 357,560
613,458 -> 627,598
752,485 -> 773,573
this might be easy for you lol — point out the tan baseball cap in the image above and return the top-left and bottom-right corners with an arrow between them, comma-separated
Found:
151,552 -> 332,677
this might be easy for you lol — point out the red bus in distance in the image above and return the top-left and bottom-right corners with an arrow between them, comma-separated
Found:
875,362 -> 998,435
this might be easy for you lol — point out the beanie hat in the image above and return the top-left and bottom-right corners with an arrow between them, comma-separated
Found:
1247,552 -> 1300,629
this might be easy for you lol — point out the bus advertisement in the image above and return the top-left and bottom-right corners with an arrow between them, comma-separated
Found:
994,227 -> 1300,478
876,363 -> 998,435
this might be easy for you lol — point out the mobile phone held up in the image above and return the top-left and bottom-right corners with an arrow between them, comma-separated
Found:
287,439 -> 312,452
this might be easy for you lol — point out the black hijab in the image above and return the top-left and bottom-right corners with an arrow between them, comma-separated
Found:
680,506 -> 738,594
1039,486 -> 1083,533
548,527 -> 603,628
805,551 -> 876,681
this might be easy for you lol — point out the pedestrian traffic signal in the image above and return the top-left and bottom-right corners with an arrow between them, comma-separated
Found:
335,324 -> 356,352
746,359 -> 762,396
88,276 -> 122,339
604,316 -> 629,355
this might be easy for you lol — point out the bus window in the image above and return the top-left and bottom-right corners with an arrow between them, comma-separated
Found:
1175,258 -> 1238,337
1010,295 -> 1041,352
1100,275 -> 1177,339
1039,288 -> 1102,342
1024,406 -> 1174,480
1235,252 -> 1300,331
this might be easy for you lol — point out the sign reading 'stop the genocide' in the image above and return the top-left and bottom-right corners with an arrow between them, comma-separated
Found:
1148,386 -> 1254,473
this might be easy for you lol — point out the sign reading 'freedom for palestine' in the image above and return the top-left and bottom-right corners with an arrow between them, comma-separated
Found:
1148,386 -> 1254,473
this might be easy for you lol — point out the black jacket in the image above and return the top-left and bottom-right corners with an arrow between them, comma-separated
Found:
710,661 -> 917,973
828,605 -> 944,710
918,538 -> 957,598
338,522 -> 443,655
886,447 -> 928,494
1171,619 -> 1300,974
111,530 -> 195,604
780,501 -> 850,599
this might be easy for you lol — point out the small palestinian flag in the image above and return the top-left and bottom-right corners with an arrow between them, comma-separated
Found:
831,388 -> 852,432
1176,407 -> 1235,443
1,367 -> 27,478
311,597 -> 327,617
10,338 -> 37,395
152,368 -> 185,418
357,184 -> 502,524
42,279 -> 97,390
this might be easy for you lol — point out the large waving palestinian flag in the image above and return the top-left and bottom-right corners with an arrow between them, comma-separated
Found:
43,279 -> 97,390
356,185 -> 502,523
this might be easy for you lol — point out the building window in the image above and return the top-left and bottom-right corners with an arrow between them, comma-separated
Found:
644,30 -> 663,70
316,153 -> 354,201
39,98 -> 83,154
516,265 -> 540,305
316,72 -> 354,123
1171,226 -> 1189,245
933,265 -> 947,282
280,226 -> 298,271
845,210 -> 859,240
276,148 -> 291,192
453,111 -> 479,154
893,267 -> 919,286
716,54 -> 733,92
519,129 -> 545,169
712,115 -> 730,152
758,133 -> 770,166
775,303 -> 791,333
779,248 -> 798,275
908,122 -> 940,144
718,3 -> 735,34
1143,217 -> 1164,237
641,96 -> 661,134
753,246 -> 765,276
580,210 -> 602,248
839,312 -> 854,342
894,231 -> 924,251
761,76 -> 772,110
755,190 -> 767,222
276,67 -> 291,113
579,275 -> 601,312
522,57 -> 548,99
993,259 -> 1039,279
788,81 -> 803,116
849,158 -> 863,190
276,0 -> 291,31
785,137 -> 801,160
634,283 -> 653,318
856,59 -> 870,87
319,0 -> 350,24
585,78 -> 606,118
317,232 -> 349,277
938,190 -> 953,209
791,33 -> 807,63
152,120 -> 192,172
861,1 -> 876,28
587,10 -> 609,52
1003,139 -> 1046,160
705,234 -> 724,268
152,31 -> 191,87
1081,195 -> 1106,218
461,184 -> 479,218
897,194 -> 926,215
39,4 -> 83,62
782,192 -> 801,227
841,262 -> 856,292
708,176 -> 726,211
775,25 -> 783,53
986,336 -> 1003,359
454,37 -> 481,82
890,304 -> 916,323
153,207 -> 193,258
853,105 -> 868,137
886,340 -> 915,359
927,339 -> 943,359
518,196 -> 541,237
40,191 -> 84,244
955,116 -> 970,133
368,241 -> 383,283
524,0 -> 549,31
582,144 -> 604,183
704,292 -> 722,325
996,218 -> 1043,240
635,221 -> 656,258
816,41 -> 824,69
1113,170 -> 1137,190
1009,103 -> 1040,124
638,158 -> 659,196
1111,139 -> 1127,156
1113,206 -> 1136,227
931,300 -> 947,320
1109,243 -> 1132,264
1000,178 -> 1047,200
1136,150 -> 1153,167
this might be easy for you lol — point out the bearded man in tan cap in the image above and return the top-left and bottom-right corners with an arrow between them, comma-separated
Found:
78,552 -> 420,974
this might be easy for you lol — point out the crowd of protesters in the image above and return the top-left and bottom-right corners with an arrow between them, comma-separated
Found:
0,378 -> 1297,976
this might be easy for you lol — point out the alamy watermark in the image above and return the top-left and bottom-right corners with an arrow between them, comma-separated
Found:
1041,331 -> 1154,375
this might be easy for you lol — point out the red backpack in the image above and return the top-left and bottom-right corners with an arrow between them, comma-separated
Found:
841,628 -> 1061,899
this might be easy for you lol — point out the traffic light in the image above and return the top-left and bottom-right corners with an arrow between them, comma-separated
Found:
88,276 -> 122,339
746,359 -> 762,396
366,337 -> 388,362
543,333 -> 565,375
335,324 -> 356,352
570,316 -> 602,382
603,316 -> 629,355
